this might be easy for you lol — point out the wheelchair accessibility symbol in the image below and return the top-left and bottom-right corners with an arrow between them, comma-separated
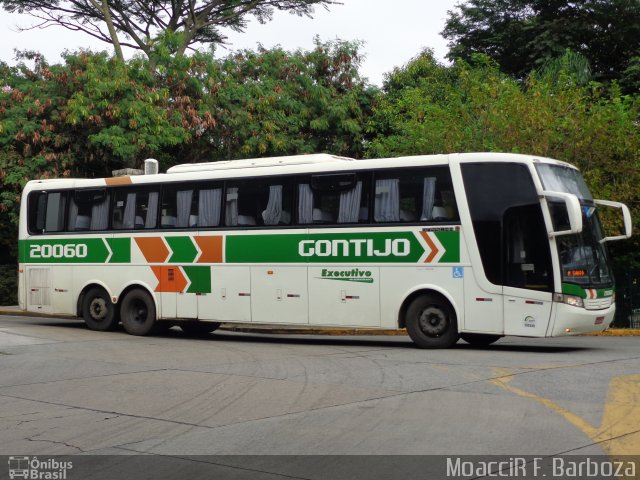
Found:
452,267 -> 464,279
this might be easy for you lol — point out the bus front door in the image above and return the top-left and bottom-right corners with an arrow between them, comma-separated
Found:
502,205 -> 553,336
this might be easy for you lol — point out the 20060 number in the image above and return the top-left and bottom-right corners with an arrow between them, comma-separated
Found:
30,244 -> 88,259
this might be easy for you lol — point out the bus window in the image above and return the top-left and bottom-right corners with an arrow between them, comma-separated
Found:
373,167 -> 458,223
113,189 -> 159,230
68,189 -> 109,231
225,179 -> 292,227
195,187 -> 222,227
28,191 -> 67,234
503,204 -> 552,291
160,186 -> 197,228
299,174 -> 370,224
462,162 -> 552,289
115,190 -> 160,230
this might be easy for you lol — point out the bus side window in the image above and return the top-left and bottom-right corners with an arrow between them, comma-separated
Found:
374,167 -> 458,223
68,189 -> 109,232
299,173 -> 369,225
225,179 -> 292,227
195,186 -> 222,227
28,192 -> 48,234
113,189 -> 159,230
160,187 -> 197,228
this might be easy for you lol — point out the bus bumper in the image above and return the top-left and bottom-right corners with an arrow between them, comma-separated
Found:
550,302 -> 615,336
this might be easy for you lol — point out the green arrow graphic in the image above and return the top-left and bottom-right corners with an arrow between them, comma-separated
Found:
183,266 -> 211,293
166,236 -> 198,263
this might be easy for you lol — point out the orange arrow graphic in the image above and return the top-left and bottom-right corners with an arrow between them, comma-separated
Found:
195,235 -> 223,263
419,231 -> 440,263
150,266 -> 188,293
135,237 -> 170,263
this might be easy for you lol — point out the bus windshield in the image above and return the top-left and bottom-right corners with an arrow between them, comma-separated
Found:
536,164 -> 613,287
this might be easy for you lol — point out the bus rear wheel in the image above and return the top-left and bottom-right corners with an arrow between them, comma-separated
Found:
180,321 -> 221,336
405,294 -> 459,349
82,287 -> 118,331
120,289 -> 156,336
461,333 -> 502,347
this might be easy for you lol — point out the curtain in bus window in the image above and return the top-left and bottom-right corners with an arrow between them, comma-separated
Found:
121,193 -> 136,229
263,185 -> 283,225
198,188 -> 221,227
338,181 -> 362,223
176,190 -> 193,228
145,191 -> 159,229
226,187 -> 239,226
420,177 -> 437,221
298,184 -> 313,224
374,178 -> 400,222
90,194 -> 109,230
67,198 -> 80,230
45,193 -> 65,232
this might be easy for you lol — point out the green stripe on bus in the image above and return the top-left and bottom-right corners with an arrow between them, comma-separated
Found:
166,236 -> 198,263
107,238 -> 131,263
20,230 -> 461,265
183,266 -> 211,294
21,238 -> 110,263
561,283 -> 614,299
225,231 -> 460,263
435,231 -> 460,263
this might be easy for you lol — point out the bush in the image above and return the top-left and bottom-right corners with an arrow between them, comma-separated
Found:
0,265 -> 17,306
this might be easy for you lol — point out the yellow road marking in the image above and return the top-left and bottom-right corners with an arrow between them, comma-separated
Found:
491,368 -> 640,457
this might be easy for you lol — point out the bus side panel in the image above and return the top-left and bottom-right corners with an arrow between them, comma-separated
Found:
25,266 -> 53,315
308,266 -> 380,327
252,266 -> 308,324
462,268 -> 504,334
52,265 -> 74,314
379,266 -> 465,330
18,266 -> 26,310
199,266 -> 251,322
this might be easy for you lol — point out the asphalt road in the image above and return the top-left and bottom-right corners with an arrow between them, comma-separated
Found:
0,314 -> 639,478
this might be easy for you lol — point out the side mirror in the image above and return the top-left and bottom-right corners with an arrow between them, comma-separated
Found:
542,191 -> 583,237
594,199 -> 632,242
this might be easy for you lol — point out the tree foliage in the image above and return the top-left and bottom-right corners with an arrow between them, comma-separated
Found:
0,40 -> 374,260
367,50 -> 640,256
442,0 -> 640,89
0,0 -> 337,60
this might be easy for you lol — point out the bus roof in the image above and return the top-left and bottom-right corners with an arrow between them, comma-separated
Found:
22,152 -> 578,191
166,153 -> 355,173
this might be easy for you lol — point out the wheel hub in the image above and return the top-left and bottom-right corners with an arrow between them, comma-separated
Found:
131,300 -> 147,324
89,298 -> 108,321
418,306 -> 447,336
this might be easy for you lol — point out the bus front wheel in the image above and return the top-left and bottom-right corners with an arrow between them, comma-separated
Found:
120,289 -> 157,336
82,287 -> 118,331
405,294 -> 459,349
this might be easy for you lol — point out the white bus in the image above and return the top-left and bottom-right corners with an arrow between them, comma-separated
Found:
17,153 -> 632,348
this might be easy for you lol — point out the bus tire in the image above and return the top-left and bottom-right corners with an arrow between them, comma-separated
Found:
120,288 -> 157,336
180,321 -> 221,336
405,294 -> 459,349
82,287 -> 118,331
461,333 -> 502,346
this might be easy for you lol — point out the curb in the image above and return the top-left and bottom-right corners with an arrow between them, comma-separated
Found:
0,307 -> 406,336
1,307 -> 638,337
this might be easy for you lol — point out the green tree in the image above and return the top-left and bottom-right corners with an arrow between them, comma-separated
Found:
367,50 -> 640,256
199,39 -> 376,161
1,0 -> 337,61
442,0 -> 640,88
0,40 -> 374,259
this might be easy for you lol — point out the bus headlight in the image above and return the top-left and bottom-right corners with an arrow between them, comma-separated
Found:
554,293 -> 584,308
